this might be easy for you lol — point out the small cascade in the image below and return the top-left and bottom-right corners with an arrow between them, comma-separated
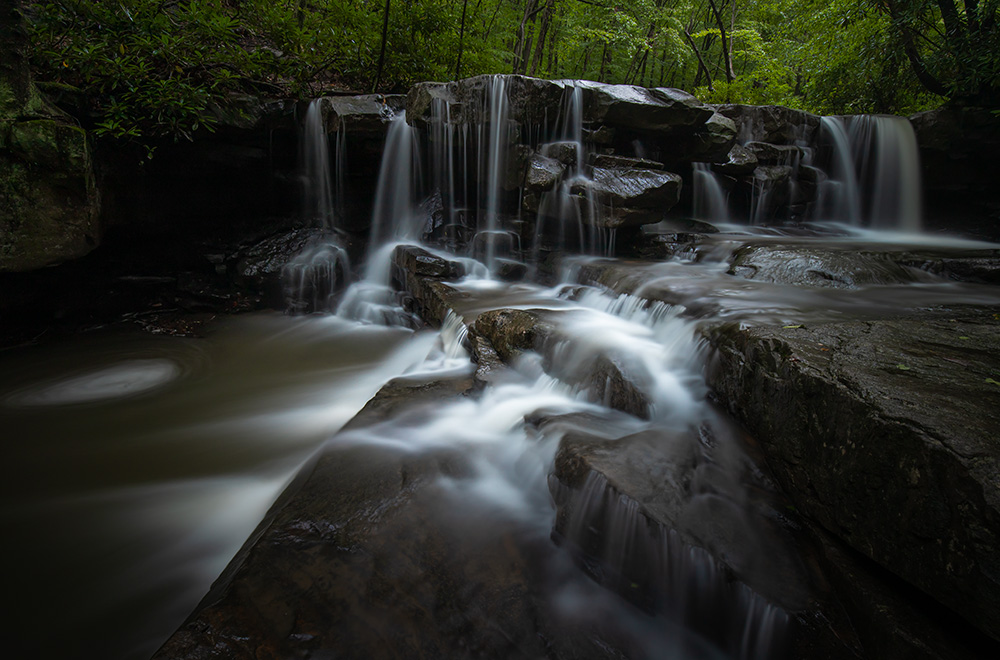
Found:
853,115 -> 922,230
428,97 -> 461,246
334,126 -> 347,224
693,163 -> 730,224
336,112 -> 424,326
534,84 -> 613,261
816,117 -> 863,224
477,76 -> 515,272
368,111 -> 422,249
281,242 -> 350,314
554,470 -> 789,660
302,99 -> 337,229
815,115 -> 922,230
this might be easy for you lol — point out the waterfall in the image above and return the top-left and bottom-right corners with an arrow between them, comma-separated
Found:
302,99 -> 336,229
859,115 -> 922,231
336,111 -> 424,325
479,76 -> 514,272
368,111 -> 422,252
693,163 -> 730,224
816,115 -> 922,230
817,117 -> 863,224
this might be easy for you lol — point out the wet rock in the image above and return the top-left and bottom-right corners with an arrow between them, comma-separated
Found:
1,119 -> 101,272
583,355 -> 652,419
391,244 -> 466,325
678,111 -> 738,163
753,164 -> 793,184
540,141 -> 580,168
545,413 -> 864,660
745,141 -> 803,165
813,525 -> 1000,660
897,252 -> 1000,285
728,245 -> 927,289
714,143 -> 758,177
589,154 -> 664,170
525,152 -> 565,191
470,333 -> 506,387
394,244 -> 462,279
583,125 -> 615,145
234,228 -> 347,310
578,82 -> 714,134
407,75 -> 567,127
715,104 -> 821,144
471,230 -> 518,262
495,258 -> 528,281
234,227 -> 333,280
700,111 -> 738,157
473,308 -> 553,363
153,370 -> 655,660
573,167 -> 682,210
707,312 -> 1000,642
325,94 -> 405,133
551,424 -> 811,611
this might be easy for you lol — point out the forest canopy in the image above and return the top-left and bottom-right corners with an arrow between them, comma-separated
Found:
20,0 -> 1000,142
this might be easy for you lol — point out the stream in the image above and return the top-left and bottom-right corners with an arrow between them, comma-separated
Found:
3,78 -> 999,659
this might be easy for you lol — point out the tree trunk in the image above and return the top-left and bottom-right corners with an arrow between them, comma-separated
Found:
707,0 -> 735,82
372,0 -> 391,92
455,0 -> 469,79
683,29 -> 715,91
528,0 -> 554,76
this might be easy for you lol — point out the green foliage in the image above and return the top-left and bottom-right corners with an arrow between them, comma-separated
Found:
28,1 -> 251,141
25,0 -> 987,146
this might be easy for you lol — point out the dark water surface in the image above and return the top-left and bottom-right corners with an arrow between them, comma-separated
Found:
0,313 -> 435,659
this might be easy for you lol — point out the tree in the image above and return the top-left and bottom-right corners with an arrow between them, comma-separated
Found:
876,0 -> 1000,105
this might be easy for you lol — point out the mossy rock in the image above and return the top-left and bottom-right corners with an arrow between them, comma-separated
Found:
1,117 -> 100,271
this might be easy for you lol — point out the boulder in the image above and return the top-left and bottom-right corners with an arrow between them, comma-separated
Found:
680,111 -> 738,163
391,244 -> 467,325
708,312 -> 1000,643
715,143 -> 758,177
540,141 -> 580,168
578,82 -> 715,134
727,244 -> 926,289
233,228 -> 348,310
406,75 -> 568,128
715,104 -> 821,144
525,152 -> 565,191
745,141 -> 803,165
573,167 -> 682,210
473,308 -> 553,363
326,94 -> 405,133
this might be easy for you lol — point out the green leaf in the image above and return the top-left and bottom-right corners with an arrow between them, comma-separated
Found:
897,364 -> 911,371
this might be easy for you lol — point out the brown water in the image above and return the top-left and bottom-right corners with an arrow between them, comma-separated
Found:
0,313 -> 437,659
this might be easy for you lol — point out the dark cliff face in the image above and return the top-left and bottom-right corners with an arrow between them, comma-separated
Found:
911,105 -> 1000,242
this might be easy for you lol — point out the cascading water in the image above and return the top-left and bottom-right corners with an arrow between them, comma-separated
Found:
815,115 -> 922,230
480,76 -> 513,271
693,163 -> 730,224
853,115 -> 922,230
16,75 -> 996,660
302,99 -> 336,229
282,100 -> 351,314
337,111 -> 426,325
